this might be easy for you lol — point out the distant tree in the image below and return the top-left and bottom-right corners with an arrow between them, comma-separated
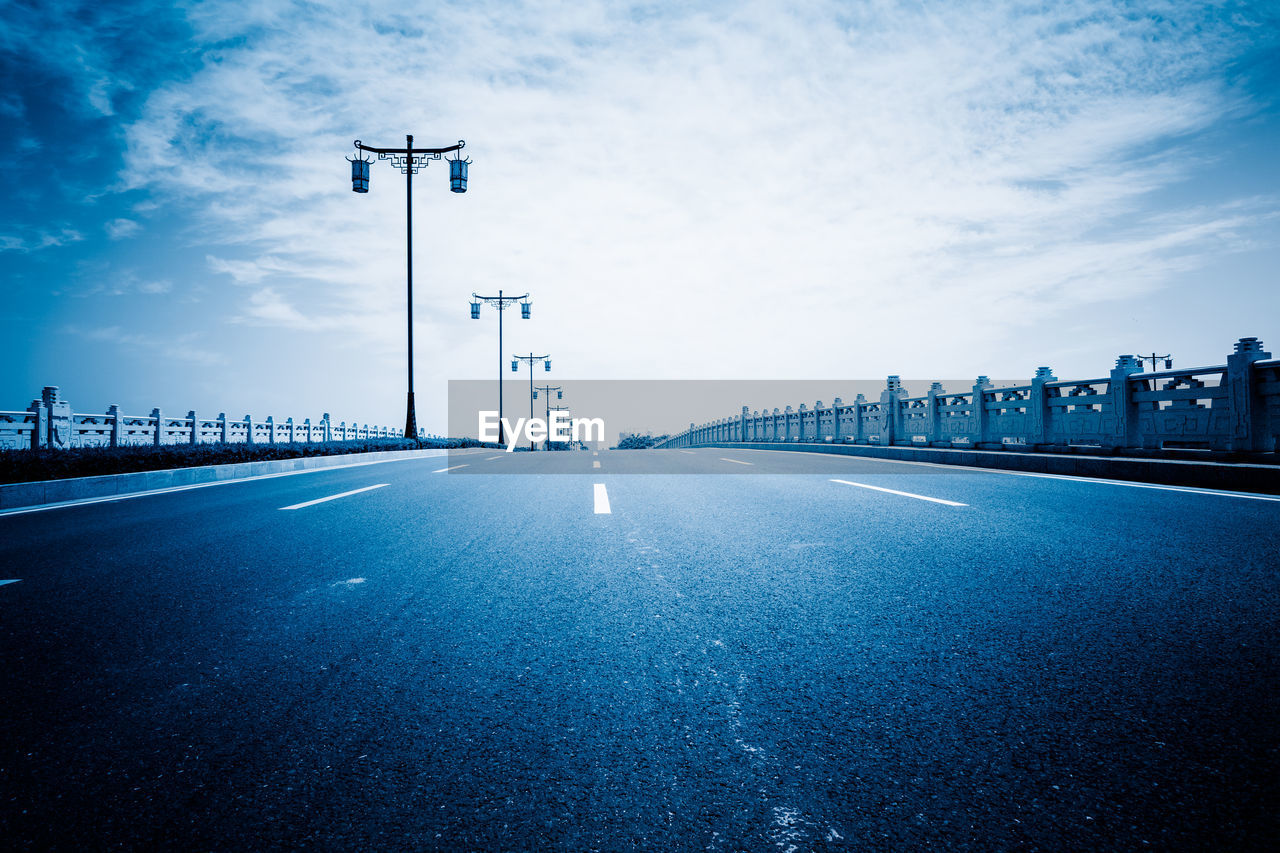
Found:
614,434 -> 669,450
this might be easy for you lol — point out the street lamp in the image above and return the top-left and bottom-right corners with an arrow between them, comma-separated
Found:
347,134 -> 469,440
472,291 -> 531,444
1135,352 -> 1174,372
513,352 -> 551,450
534,384 -> 562,449
548,402 -> 571,449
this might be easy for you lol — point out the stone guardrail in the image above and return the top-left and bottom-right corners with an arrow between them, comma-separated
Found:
0,386 -> 409,451
656,337 -> 1280,455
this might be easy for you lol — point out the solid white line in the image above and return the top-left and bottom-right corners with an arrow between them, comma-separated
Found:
830,479 -> 967,506
593,460 -> 601,469
678,450 -> 695,455
977,469 -> 1280,501
0,579 -> 20,587
593,483 -> 611,514
280,483 -> 388,511
432,464 -> 470,473
719,457 -> 753,466
485,456 -> 503,461
726,447 -> 1280,503
0,454 -> 446,518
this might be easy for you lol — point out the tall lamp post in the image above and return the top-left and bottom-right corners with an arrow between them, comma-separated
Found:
1135,352 -> 1173,372
533,384 -> 562,449
1135,352 -> 1173,394
471,291 -> 531,445
512,352 -> 551,450
347,134 -> 470,440
548,403 -> 571,448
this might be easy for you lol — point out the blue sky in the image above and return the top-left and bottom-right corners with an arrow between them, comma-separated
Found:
2,0 -> 1277,433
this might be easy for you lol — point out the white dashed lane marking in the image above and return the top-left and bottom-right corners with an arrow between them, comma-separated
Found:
830,479 -> 967,507
719,457 -> 753,466
593,461 -> 601,469
593,483 -> 611,514
279,484 -> 389,510
1,579 -> 21,587
432,465 -> 470,473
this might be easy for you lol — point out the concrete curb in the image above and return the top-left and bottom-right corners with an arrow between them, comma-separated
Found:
0,448 -> 451,511
698,442 -> 1280,494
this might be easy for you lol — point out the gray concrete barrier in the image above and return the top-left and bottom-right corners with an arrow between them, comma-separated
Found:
0,448 -> 451,511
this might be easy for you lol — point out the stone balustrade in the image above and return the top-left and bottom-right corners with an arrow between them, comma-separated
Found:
656,337 -> 1279,454
0,387 -> 405,451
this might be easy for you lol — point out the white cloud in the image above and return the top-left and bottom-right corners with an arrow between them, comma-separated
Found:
111,0 -> 1278,385
0,228 -> 84,253
66,325 -> 225,365
105,218 -> 141,239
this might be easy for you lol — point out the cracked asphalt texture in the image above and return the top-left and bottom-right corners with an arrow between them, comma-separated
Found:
2,448 -> 1277,850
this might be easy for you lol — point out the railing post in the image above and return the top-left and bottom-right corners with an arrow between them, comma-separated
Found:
219,412 -> 229,444
187,410 -> 199,445
267,416 -> 276,444
35,387 -> 71,449
151,408 -> 164,447
741,406 -> 749,442
879,376 -> 902,446
852,394 -> 866,443
243,414 -> 254,445
323,413 -> 332,442
926,383 -> 944,445
973,376 -> 992,447
1106,356 -> 1143,450
108,405 -> 122,447
832,397 -> 842,443
26,394 -> 45,451
1225,336 -> 1272,452
286,417 -> 295,443
1030,367 -> 1055,448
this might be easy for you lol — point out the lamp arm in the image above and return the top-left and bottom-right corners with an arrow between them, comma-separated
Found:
355,139 -> 465,156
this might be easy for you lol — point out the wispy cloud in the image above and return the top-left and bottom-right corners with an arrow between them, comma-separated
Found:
65,325 -> 226,366
103,0 -> 1278,377
8,0 -> 1278,417
68,269 -> 174,298
0,228 -> 84,253
105,218 -> 141,239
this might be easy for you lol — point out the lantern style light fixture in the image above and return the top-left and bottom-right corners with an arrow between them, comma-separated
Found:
512,360 -> 519,372
544,359 -> 552,372
448,154 -> 471,193
521,298 -> 531,320
470,301 -> 481,319
348,155 -> 371,193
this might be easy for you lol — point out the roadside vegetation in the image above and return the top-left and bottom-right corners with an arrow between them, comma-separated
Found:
0,437 -> 494,485
613,434 -> 669,450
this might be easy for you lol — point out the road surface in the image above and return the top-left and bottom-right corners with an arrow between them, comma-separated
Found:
2,448 -> 1277,849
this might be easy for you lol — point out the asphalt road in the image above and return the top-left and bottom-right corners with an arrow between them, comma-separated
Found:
1,448 -> 1277,850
